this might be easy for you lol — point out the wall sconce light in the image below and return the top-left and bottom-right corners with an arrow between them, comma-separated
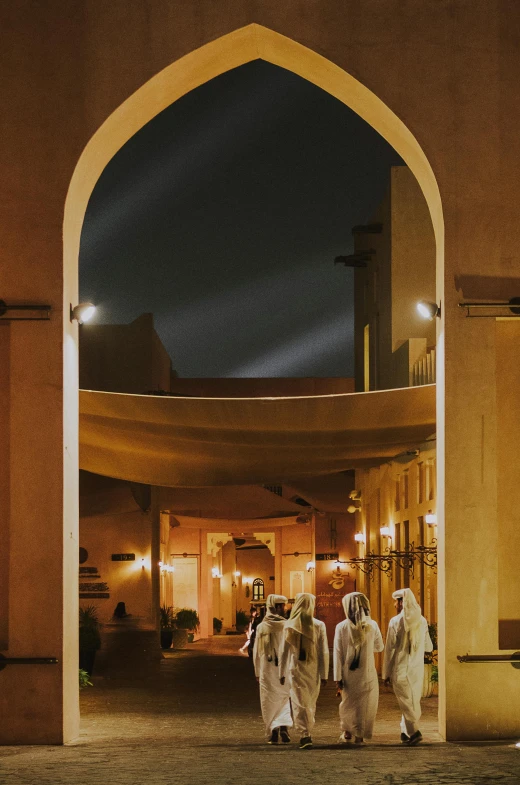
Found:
306,561 -> 315,572
211,567 -> 222,579
0,299 -> 51,321
417,300 -> 441,320
70,302 -> 96,324
380,526 -> 392,538
234,571 -> 241,578
141,558 -> 145,571
425,510 -> 437,526
354,532 -> 365,544
347,503 -> 361,514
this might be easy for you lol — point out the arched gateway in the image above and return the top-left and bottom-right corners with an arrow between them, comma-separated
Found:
2,7 -> 519,746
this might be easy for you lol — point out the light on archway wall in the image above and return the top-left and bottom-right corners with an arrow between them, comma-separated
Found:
354,532 -> 365,543
306,561 -> 315,572
380,526 -> 392,539
425,510 -> 437,526
417,300 -> 441,320
70,302 -> 96,324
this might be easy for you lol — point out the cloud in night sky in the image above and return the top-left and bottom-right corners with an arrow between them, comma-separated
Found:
80,60 -> 402,378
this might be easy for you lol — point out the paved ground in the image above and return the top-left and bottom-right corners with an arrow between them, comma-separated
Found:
0,636 -> 518,785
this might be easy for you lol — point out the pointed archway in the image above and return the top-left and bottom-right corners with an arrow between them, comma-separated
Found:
64,22 -> 444,740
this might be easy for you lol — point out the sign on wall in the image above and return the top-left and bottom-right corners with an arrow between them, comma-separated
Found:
111,553 -> 135,561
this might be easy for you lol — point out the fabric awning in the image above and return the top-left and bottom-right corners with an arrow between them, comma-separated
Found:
157,485 -> 305,518
79,384 -> 435,487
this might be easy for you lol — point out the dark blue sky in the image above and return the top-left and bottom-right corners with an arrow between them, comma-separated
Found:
79,60 -> 402,378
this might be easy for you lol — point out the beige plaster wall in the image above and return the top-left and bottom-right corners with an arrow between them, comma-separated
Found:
2,0 -> 520,742
496,321 -> 520,651
354,167 -> 435,391
80,508 -> 154,626
169,378 -> 355,397
236,547 -> 275,611
80,313 -> 172,394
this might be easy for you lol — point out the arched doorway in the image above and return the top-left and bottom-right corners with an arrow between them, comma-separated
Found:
65,23 -> 444,738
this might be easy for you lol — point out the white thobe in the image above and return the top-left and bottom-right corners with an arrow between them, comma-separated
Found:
279,619 -> 329,737
333,618 -> 384,740
253,619 -> 292,736
382,612 -> 433,736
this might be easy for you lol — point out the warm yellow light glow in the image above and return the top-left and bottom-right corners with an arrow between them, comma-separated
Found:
347,504 -> 357,514
234,570 -> 241,577
425,510 -> 437,525
211,566 -> 221,578
380,526 -> 392,537
417,300 -> 440,320
306,561 -> 315,571
71,302 -> 96,324
354,532 -> 365,543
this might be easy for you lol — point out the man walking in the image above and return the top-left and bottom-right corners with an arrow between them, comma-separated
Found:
383,588 -> 433,746
334,592 -> 384,744
253,594 -> 292,744
279,592 -> 329,750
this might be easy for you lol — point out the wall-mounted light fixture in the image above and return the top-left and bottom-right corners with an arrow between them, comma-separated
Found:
0,299 -> 51,321
347,489 -> 362,514
417,300 -> 441,320
234,570 -> 241,578
380,526 -> 392,538
306,561 -> 315,572
70,302 -> 96,324
425,510 -> 437,526
211,566 -> 222,579
458,298 -> 520,318
354,532 -> 365,544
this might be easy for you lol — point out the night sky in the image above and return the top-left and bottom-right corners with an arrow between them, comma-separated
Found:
79,60 -> 402,378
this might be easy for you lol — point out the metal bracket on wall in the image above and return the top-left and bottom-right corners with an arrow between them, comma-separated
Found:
0,300 -> 51,321
458,299 -> 520,317
0,655 -> 58,672
457,653 -> 520,669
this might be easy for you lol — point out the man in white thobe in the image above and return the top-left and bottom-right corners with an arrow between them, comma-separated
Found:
253,594 -> 292,744
383,588 -> 433,745
279,592 -> 329,749
334,592 -> 384,744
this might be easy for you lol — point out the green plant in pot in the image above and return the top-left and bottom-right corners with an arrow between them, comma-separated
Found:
213,617 -> 223,634
160,604 -> 175,649
79,605 -> 102,676
236,608 -> 249,634
174,608 -> 200,646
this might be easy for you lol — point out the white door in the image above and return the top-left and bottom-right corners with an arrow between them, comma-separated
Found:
172,557 -> 199,637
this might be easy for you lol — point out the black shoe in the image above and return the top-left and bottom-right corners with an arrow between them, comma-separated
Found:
407,730 -> 422,746
279,727 -> 291,743
299,736 -> 312,749
400,732 -> 410,743
268,729 -> 279,744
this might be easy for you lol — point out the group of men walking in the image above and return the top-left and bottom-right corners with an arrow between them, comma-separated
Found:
252,588 -> 433,749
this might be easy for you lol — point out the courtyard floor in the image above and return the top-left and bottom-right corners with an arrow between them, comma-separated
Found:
0,635 -> 518,784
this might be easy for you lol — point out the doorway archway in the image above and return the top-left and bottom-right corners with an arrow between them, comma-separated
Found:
65,22 -> 444,737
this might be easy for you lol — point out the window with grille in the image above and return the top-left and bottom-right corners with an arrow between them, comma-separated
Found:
253,578 -> 265,601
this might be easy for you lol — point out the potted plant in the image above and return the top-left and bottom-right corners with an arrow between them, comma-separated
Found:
236,608 -> 249,634
213,617 -> 223,634
160,604 -> 175,649
423,622 -> 438,697
175,608 -> 200,643
79,605 -> 102,676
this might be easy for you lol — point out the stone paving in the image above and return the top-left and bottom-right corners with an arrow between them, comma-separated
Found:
0,635 -> 518,785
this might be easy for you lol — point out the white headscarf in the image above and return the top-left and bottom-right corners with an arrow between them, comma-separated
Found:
342,591 -> 371,648
257,594 -> 288,661
393,588 -> 422,652
284,592 -> 316,661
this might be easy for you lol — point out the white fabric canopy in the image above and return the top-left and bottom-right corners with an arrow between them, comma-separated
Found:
79,385 -> 435,487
